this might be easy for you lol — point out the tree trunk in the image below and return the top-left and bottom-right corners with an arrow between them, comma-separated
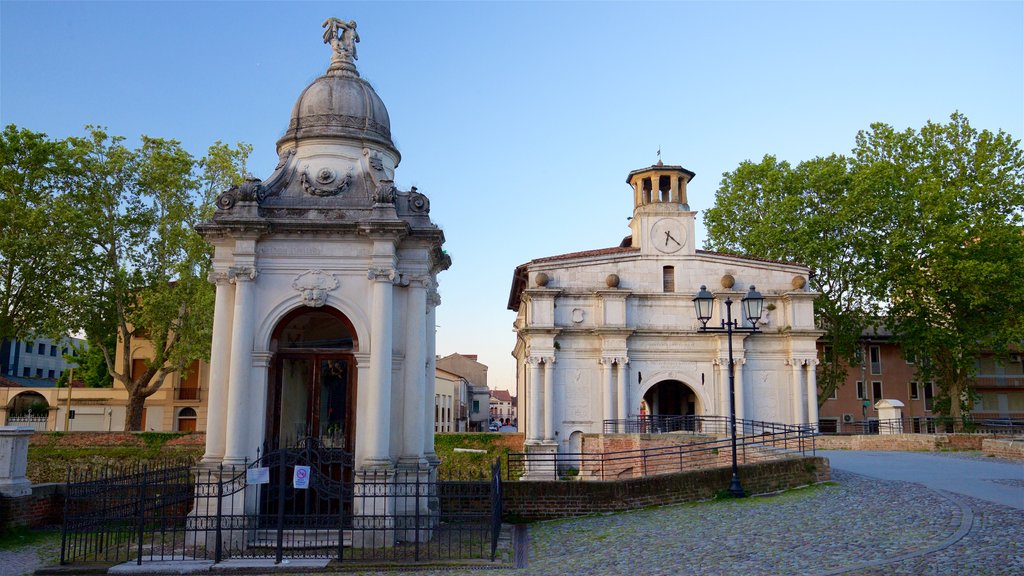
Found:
125,392 -> 146,431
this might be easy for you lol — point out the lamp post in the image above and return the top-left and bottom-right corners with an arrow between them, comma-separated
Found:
693,284 -> 764,498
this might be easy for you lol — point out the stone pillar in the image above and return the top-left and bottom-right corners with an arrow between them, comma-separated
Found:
806,360 -> 820,432
616,358 -> 629,420
423,288 -> 440,465
201,273 -> 234,464
543,358 -> 555,442
526,357 -> 542,443
0,426 -> 33,497
791,359 -> 804,426
365,266 -> 396,468
875,399 -> 904,434
670,175 -> 679,203
223,266 -> 256,465
718,358 -> 730,419
400,275 -> 428,469
734,358 -> 746,427
600,357 -> 614,425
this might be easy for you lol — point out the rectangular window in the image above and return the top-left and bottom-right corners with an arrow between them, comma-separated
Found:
23,367 -> 30,377
473,400 -> 480,413
50,345 -> 57,357
869,346 -> 882,374
48,369 -> 55,378
26,342 -> 33,353
38,343 -> 45,354
35,368 -> 43,377
872,381 -> 883,401
62,347 -> 68,356
910,381 -> 919,400
663,266 -> 675,293
924,382 -> 935,411
856,381 -> 866,400
827,387 -> 838,400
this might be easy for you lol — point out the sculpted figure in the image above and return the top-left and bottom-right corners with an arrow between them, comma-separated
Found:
323,18 -> 359,62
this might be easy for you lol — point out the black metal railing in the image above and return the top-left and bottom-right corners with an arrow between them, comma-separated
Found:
818,416 -> 1024,435
61,439 -> 504,567
508,416 -> 815,481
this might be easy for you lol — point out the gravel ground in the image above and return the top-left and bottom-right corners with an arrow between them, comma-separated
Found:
3,454 -> 1021,576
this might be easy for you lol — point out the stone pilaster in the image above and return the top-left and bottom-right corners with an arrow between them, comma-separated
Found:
399,274 -> 429,470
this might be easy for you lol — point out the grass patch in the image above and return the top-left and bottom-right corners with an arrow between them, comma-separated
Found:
28,444 -> 203,484
0,526 -> 60,550
434,433 -> 523,479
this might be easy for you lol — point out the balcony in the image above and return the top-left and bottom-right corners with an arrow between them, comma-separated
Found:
974,376 -> 1024,389
177,387 -> 201,401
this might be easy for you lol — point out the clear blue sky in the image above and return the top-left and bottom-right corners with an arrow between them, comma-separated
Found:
3,1 -> 1022,393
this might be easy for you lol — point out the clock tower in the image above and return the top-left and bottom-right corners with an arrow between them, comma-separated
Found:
627,161 -> 697,256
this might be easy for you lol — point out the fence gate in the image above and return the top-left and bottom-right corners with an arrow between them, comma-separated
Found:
61,439 -> 503,566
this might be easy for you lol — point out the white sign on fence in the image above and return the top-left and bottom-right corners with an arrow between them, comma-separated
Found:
293,465 -> 310,489
246,467 -> 269,485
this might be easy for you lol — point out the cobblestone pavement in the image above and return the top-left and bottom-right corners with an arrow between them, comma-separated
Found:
3,453 -> 1021,576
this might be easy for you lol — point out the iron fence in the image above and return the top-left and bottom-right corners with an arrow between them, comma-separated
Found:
509,416 -> 815,481
61,439 -> 503,567
817,416 -> 1024,435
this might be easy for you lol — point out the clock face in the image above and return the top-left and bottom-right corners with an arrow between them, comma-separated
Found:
651,218 -> 685,253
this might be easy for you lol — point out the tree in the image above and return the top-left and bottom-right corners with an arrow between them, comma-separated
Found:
853,113 -> 1024,421
703,154 -> 878,406
706,113 -> 1024,420
60,127 -> 249,430
0,125 -> 77,342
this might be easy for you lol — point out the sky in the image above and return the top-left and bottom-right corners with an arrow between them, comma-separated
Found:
2,1 -> 1022,393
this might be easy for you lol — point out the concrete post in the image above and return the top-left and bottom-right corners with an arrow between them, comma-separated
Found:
0,426 -> 33,497
875,399 -> 905,434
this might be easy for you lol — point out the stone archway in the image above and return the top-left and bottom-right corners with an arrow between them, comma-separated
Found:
643,379 -> 699,417
266,306 -> 359,450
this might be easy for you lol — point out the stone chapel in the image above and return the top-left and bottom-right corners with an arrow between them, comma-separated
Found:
197,18 -> 449,473
508,162 -> 822,458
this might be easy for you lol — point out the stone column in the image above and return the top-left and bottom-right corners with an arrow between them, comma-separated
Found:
365,267 -> 396,468
806,359 -> 819,431
526,357 -> 542,443
791,359 -> 804,426
223,266 -> 256,465
616,358 -> 629,420
600,357 -> 614,425
423,288 -> 440,464
201,272 -> 234,464
543,357 -> 555,442
734,358 -> 746,427
718,358 -> 730,419
400,275 -> 429,469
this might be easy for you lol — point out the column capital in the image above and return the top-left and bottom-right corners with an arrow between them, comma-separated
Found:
207,270 -> 231,285
615,356 -> 630,365
368,267 -> 396,283
599,357 -> 615,366
427,289 -> 441,307
543,356 -> 556,365
526,356 -> 544,366
405,273 -> 432,289
228,266 -> 257,283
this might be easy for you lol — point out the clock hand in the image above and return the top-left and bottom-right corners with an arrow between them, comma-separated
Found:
666,231 -> 681,246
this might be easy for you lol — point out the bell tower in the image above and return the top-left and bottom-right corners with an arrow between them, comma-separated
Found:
627,161 -> 697,256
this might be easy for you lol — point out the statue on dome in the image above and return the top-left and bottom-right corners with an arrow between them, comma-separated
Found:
323,17 -> 359,62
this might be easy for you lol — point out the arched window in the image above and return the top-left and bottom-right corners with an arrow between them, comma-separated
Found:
177,407 -> 198,432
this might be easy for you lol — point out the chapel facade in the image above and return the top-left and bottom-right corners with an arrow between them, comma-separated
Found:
197,19 -> 449,473
508,162 -> 821,457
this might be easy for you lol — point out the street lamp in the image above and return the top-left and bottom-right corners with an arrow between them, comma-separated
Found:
693,284 -> 764,497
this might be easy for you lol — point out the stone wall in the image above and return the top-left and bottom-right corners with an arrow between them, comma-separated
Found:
814,434 -> 987,451
503,456 -> 830,522
0,483 -> 64,533
982,438 -> 1024,461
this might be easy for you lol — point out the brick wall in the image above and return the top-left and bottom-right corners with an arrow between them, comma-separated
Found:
982,438 -> 1024,461
502,456 -> 830,522
814,434 -> 987,451
0,483 -> 64,533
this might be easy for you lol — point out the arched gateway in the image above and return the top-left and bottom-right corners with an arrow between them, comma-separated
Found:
196,20 -> 449,476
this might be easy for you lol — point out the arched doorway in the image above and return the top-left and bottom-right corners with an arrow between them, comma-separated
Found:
176,407 -> 197,432
267,307 -> 358,449
642,380 -> 699,431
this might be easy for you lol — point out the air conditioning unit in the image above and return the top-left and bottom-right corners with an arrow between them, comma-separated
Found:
842,414 -> 855,424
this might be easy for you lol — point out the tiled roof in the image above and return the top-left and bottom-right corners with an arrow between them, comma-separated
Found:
695,249 -> 807,268
529,246 -> 640,265
490,389 -> 513,402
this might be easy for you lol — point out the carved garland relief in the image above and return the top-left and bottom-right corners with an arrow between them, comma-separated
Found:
292,270 -> 341,308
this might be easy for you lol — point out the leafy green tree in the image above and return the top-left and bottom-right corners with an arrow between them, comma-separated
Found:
59,127 -> 249,430
704,154 -> 877,407
853,113 -> 1024,421
0,125 -> 77,341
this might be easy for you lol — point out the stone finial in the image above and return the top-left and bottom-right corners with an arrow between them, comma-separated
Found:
606,274 -> 620,288
721,274 -> 735,289
535,272 -> 550,287
322,17 -> 359,75
792,275 -> 807,290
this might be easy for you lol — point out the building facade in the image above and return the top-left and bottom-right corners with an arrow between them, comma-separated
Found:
0,335 -> 85,382
195,21 -> 449,473
509,162 -> 821,460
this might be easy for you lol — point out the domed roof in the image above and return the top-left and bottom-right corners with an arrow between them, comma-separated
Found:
276,18 -> 398,158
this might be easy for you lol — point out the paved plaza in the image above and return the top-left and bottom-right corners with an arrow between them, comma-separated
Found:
3,451 -> 1021,576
